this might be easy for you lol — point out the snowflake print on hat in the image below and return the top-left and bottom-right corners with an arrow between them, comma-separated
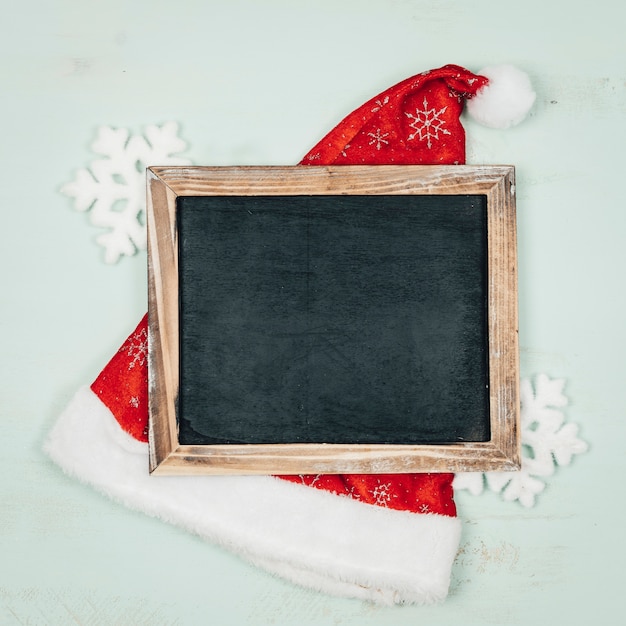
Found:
367,128 -> 390,151
125,325 -> 148,370
405,97 -> 452,148
282,472 -> 456,516
91,315 -> 150,442
61,122 -> 191,264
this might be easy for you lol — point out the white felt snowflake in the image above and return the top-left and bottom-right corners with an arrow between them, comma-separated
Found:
454,375 -> 589,507
61,122 -> 191,263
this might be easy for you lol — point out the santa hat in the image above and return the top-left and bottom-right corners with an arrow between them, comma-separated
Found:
45,64 -> 534,605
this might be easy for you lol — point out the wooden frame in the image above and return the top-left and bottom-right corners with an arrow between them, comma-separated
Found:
147,165 -> 520,475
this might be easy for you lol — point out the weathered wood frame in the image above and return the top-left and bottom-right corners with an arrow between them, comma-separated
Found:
147,165 -> 520,475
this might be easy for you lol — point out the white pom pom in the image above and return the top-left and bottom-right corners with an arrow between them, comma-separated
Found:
466,65 -> 536,129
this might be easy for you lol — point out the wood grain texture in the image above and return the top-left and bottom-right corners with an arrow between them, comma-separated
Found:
147,165 -> 520,475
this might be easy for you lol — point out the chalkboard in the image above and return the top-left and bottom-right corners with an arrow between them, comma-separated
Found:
147,165 -> 520,474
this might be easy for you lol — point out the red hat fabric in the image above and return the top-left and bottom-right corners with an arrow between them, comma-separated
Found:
45,63 -> 534,604
302,64 -> 488,166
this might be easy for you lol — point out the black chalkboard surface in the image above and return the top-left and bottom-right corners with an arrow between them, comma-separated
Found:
177,194 -> 489,446
147,165 -> 520,474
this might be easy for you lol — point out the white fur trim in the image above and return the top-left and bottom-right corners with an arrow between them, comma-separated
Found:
466,64 -> 536,129
44,387 -> 461,605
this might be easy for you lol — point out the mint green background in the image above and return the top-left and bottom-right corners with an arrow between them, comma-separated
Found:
1,1 -> 624,624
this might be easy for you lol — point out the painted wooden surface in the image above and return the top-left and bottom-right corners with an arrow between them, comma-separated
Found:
1,1 -> 624,624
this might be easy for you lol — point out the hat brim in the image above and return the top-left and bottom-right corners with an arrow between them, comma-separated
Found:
44,386 -> 462,605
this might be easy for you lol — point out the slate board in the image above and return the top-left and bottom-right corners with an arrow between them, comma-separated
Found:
177,193 -> 490,446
